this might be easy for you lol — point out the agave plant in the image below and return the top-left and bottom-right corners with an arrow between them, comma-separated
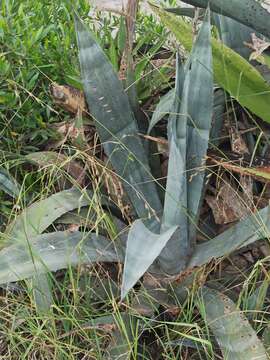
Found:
1,0 -> 270,357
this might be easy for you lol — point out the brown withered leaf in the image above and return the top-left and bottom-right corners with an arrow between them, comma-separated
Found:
206,181 -> 249,225
246,33 -> 270,61
51,84 -> 88,115
26,151 -> 86,186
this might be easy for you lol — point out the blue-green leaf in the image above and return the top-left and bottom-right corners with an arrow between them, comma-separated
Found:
75,15 -> 162,229
159,8 -> 213,273
121,219 -> 177,300
180,0 -> 270,39
147,89 -> 175,134
0,231 -> 123,285
189,205 -> 270,268
199,287 -> 267,359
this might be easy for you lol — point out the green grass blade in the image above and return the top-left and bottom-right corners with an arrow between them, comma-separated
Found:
180,0 -> 270,39
199,287 -> 267,359
0,231 -> 123,285
74,15 -> 162,227
151,4 -> 270,124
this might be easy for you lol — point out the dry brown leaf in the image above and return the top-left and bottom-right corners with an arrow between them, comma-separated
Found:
51,84 -> 87,115
246,33 -> 270,61
206,181 -> 249,225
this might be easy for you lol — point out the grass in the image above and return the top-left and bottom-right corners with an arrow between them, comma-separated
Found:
1,0 -> 270,359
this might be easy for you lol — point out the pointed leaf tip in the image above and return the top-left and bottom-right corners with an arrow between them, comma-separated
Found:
121,221 -> 178,300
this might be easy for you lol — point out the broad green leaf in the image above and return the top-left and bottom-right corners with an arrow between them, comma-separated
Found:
0,167 -> 20,198
199,287 -> 267,359
147,88 -> 175,134
151,5 -> 270,124
121,219 -> 177,299
75,15 -> 162,229
189,205 -> 270,268
0,231 -> 123,285
180,0 -> 270,39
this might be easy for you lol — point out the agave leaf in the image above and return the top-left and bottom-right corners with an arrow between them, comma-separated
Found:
189,205 -> 270,268
179,0 -> 270,40
213,15 -> 254,60
199,287 -> 267,359
5,187 -> 95,312
6,188 -> 94,242
75,15 -> 162,228
185,8 -> 213,245
86,313 -> 141,359
121,219 -> 177,299
166,7 -> 255,60
0,231 -> 123,285
31,274 -> 53,313
147,88 -> 175,134
159,9 -> 212,274
0,167 -> 20,198
151,4 -> 270,124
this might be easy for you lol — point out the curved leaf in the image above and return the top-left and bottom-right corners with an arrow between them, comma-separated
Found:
199,287 -> 267,359
0,231 -> 123,285
75,15 -> 162,229
151,4 -> 270,124
6,188 -> 94,242
180,0 -> 270,39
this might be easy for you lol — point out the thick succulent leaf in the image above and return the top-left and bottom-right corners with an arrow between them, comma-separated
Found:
189,205 -> 270,268
0,167 -> 20,198
0,231 -> 123,284
210,88 -> 226,147
148,88 -> 175,134
180,0 -> 270,40
6,188 -> 94,242
199,287 -> 267,359
75,15 -> 162,229
159,10 -> 212,274
151,5 -> 270,124
121,219 -> 177,299
213,15 -> 253,60
167,7 -> 255,60
185,8 -> 213,245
